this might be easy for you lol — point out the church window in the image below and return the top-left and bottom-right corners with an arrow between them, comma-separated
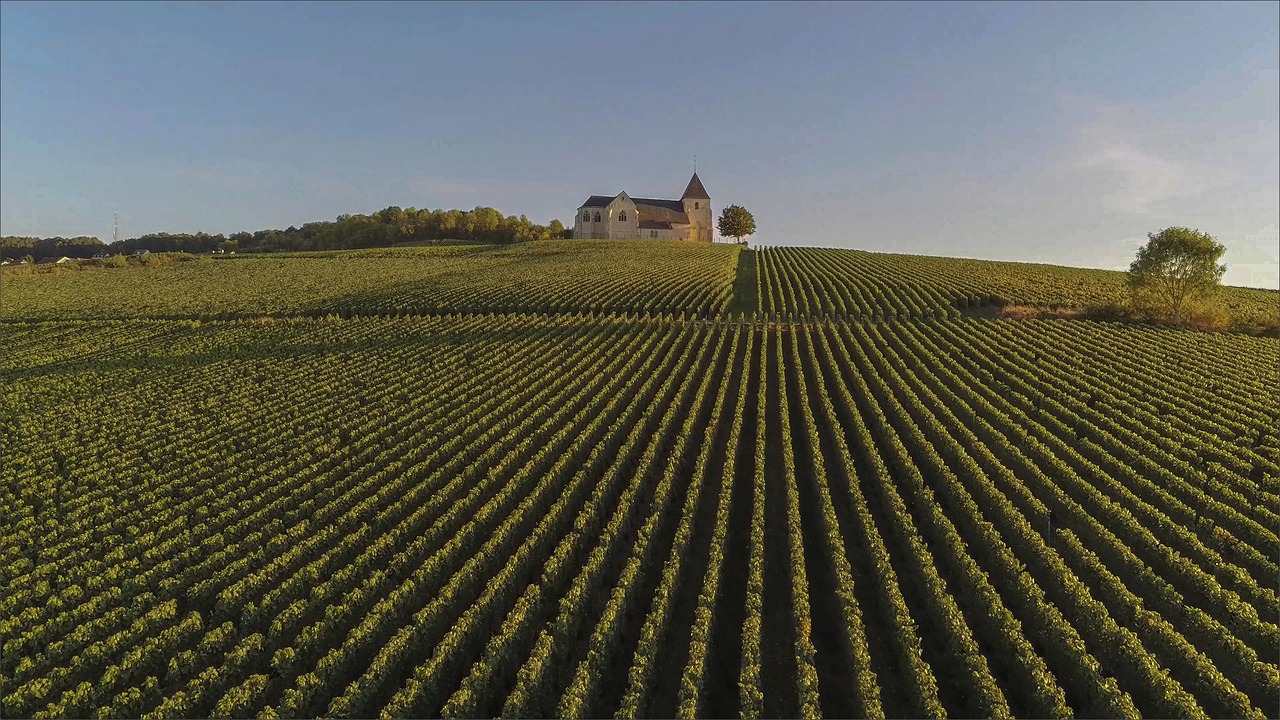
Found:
619,211 -> 626,221
694,202 -> 699,209
593,212 -> 601,222
650,230 -> 658,238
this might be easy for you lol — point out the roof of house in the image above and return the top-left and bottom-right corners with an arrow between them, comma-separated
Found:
681,172 -> 710,200
635,202 -> 690,225
36,256 -> 69,264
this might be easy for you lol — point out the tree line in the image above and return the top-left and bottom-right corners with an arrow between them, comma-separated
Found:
2,206 -> 572,259
1,236 -> 108,260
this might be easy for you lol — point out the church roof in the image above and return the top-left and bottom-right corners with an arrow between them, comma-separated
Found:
639,220 -> 676,230
634,201 -> 689,225
579,195 -> 617,208
631,198 -> 684,213
681,172 -> 710,200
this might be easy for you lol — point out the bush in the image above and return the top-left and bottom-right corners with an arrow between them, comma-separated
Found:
1112,296 -> 1231,333
1082,302 -> 1143,323
1237,319 -> 1279,338
134,252 -> 199,269
1180,300 -> 1231,333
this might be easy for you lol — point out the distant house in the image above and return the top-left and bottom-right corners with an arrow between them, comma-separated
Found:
130,249 -> 150,256
92,252 -> 110,259
36,256 -> 71,265
0,260 -> 10,266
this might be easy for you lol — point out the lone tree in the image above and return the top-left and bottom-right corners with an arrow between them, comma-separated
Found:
1127,226 -> 1226,326
717,205 -> 756,244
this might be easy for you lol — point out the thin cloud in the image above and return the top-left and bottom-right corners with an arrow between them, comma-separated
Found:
1071,127 -> 1202,218
1062,91 -> 1275,222
1229,223 -> 1280,289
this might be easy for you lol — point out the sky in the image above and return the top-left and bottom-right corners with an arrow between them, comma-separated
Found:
2,1 -> 1277,288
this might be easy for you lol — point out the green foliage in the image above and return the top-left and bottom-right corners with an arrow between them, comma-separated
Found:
753,246 -> 1276,333
717,204 -> 756,243
2,240 -> 741,320
6,207 -> 567,260
109,206 -> 565,255
2,235 -> 105,259
0,252 -> 201,279
1127,227 -> 1227,326
9,241 -> 1272,332
2,244 -> 1277,720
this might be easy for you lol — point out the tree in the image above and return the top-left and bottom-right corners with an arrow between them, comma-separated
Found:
467,207 -> 503,242
717,205 -> 756,244
375,206 -> 405,225
1127,226 -> 1226,326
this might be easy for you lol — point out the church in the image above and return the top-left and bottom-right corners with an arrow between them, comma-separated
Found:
574,173 -> 712,242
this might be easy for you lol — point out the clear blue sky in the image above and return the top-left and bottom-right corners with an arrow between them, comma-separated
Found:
2,1 -> 1276,287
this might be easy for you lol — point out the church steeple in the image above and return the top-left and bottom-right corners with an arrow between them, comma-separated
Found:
681,172 -> 712,242
681,172 -> 710,200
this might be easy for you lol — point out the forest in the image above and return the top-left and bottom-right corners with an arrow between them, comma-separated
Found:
1,205 -> 570,259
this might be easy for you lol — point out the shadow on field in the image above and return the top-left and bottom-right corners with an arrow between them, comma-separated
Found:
0,318 -> 611,383
728,249 -> 758,316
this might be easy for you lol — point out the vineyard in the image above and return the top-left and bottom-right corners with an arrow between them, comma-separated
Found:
2,241 -> 1278,719
6,243 -> 1276,331
754,247 -> 1280,331
0,241 -> 740,321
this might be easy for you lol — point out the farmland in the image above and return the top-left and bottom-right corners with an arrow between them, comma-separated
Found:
7,242 -> 1277,328
754,247 -> 1280,331
0,241 -> 740,320
2,242 -> 1278,719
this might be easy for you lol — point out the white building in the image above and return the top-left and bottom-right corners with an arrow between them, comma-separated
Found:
574,173 -> 712,242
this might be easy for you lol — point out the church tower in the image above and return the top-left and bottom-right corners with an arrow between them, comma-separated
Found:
681,172 -> 712,242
